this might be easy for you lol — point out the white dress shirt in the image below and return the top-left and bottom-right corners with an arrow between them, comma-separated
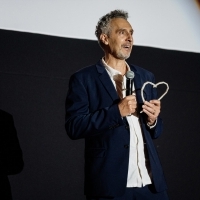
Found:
102,58 -> 151,188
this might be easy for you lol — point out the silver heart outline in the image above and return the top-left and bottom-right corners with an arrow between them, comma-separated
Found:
141,81 -> 169,103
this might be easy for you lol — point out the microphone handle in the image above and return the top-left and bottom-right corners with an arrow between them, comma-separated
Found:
126,78 -> 132,96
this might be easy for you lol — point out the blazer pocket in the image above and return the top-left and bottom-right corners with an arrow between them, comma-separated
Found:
85,148 -> 106,158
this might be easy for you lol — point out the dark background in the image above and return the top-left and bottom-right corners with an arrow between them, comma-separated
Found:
0,29 -> 200,199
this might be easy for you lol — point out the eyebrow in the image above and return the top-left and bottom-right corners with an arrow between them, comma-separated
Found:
117,28 -> 134,33
130,29 -> 134,34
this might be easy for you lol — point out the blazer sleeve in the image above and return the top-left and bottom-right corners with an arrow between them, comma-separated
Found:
141,72 -> 164,139
65,73 -> 124,140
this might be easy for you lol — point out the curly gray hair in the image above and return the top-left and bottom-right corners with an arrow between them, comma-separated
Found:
95,10 -> 129,48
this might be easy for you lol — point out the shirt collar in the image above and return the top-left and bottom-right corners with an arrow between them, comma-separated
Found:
101,57 -> 130,77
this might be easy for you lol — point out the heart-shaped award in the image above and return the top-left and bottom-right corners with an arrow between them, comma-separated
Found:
141,81 -> 169,103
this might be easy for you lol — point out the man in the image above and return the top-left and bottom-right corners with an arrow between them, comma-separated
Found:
65,10 -> 168,199
0,109 -> 24,200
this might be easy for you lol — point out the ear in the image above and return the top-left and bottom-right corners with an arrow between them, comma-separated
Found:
100,34 -> 109,45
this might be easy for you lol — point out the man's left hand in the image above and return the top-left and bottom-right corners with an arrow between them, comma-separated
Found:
142,100 -> 161,125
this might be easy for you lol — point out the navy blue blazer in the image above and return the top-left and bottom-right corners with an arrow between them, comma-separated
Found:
65,60 -> 167,197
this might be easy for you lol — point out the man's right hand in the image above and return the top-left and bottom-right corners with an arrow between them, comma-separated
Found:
118,95 -> 137,117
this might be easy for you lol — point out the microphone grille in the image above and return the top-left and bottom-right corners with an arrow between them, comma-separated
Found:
125,71 -> 135,79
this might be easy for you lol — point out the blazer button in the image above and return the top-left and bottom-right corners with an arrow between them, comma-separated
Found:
124,145 -> 129,149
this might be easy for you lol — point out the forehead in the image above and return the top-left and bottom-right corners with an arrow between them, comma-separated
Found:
109,18 -> 133,30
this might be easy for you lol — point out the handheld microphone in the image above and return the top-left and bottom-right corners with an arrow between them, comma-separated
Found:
125,71 -> 135,96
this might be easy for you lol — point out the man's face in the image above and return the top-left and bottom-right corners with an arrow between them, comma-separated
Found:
105,18 -> 134,60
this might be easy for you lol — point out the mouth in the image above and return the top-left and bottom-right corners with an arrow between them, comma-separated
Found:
122,44 -> 132,51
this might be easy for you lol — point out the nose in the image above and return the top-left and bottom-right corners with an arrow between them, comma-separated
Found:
126,32 -> 133,42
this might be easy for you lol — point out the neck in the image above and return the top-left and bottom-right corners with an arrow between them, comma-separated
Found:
104,55 -> 127,75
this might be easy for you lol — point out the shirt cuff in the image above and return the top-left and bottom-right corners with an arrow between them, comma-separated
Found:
147,118 -> 157,129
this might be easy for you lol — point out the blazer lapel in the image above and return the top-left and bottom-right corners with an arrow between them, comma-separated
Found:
95,61 -> 148,104
133,71 -> 143,104
96,61 -> 119,101
130,66 -> 146,113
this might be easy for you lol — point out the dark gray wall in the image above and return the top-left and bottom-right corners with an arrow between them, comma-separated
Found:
0,29 -> 200,200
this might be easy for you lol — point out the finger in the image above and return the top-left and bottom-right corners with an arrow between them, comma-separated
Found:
151,109 -> 156,115
144,106 -> 155,115
143,108 -> 156,118
128,99 -> 137,105
149,100 -> 161,106
126,95 -> 136,101
143,103 -> 154,111
144,101 -> 160,112
128,100 -> 132,105
144,101 -> 154,106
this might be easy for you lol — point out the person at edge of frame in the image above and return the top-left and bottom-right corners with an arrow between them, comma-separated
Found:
0,109 -> 24,200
